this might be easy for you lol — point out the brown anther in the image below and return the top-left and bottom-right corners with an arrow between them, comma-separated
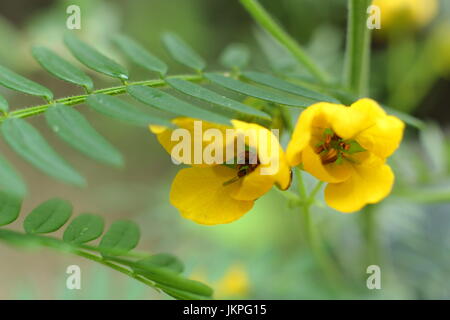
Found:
339,142 -> 350,151
321,148 -> 339,165
315,144 -> 325,154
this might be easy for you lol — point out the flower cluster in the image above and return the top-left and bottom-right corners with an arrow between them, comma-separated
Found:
150,98 -> 404,225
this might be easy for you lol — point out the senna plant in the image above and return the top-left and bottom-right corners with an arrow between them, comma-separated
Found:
0,194 -> 213,300
0,0 -> 426,298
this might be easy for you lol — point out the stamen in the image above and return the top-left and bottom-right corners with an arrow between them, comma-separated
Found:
314,128 -> 364,165
222,150 -> 260,186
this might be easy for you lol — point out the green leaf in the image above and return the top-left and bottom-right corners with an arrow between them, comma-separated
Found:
99,220 -> 140,256
0,94 -> 8,113
0,152 -> 27,198
127,85 -> 230,124
420,122 -> 446,175
204,73 -> 312,107
45,104 -> 123,167
0,65 -> 53,101
162,32 -> 206,71
64,33 -> 128,81
241,71 -> 339,103
32,46 -> 94,91
156,283 -> 212,300
23,198 -> 72,234
133,259 -> 213,297
63,213 -> 105,244
86,94 -> 173,127
0,192 -> 22,226
166,78 -> 271,123
140,253 -> 184,274
220,43 -> 250,69
113,34 -> 168,76
1,118 -> 86,187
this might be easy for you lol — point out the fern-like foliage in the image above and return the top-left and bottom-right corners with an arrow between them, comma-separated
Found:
0,192 -> 213,300
0,31 -> 421,197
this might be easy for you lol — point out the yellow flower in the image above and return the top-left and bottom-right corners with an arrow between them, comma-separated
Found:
373,0 -> 438,31
214,264 -> 250,298
150,118 -> 291,225
286,99 -> 404,213
189,263 -> 250,299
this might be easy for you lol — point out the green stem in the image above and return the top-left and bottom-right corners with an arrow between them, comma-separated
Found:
294,169 -> 341,293
308,180 -> 324,203
74,250 -> 159,290
363,205 -> 379,265
0,73 -> 204,122
344,0 -> 372,96
239,0 -> 329,83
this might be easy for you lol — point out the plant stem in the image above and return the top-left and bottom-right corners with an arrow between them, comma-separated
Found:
295,169 -> 341,293
239,0 -> 329,83
74,249 -> 159,290
344,0 -> 372,96
0,73 -> 204,122
362,205 -> 380,265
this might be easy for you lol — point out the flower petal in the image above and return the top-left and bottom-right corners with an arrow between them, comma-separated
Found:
356,115 -> 405,159
230,166 -> 275,201
324,156 -> 395,213
286,102 -> 339,166
170,166 -> 254,225
231,119 -> 292,190
330,99 -> 383,140
149,117 -> 231,167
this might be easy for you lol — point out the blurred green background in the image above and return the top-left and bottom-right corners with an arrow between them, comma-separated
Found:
0,0 -> 449,299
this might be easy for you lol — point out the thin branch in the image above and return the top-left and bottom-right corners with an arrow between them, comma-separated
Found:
0,73 -> 205,122
239,0 -> 329,84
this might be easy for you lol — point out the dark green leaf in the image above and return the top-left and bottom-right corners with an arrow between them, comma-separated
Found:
0,152 -> 27,198
99,220 -> 140,256
162,32 -> 205,71
205,73 -> 312,107
113,34 -> 167,76
0,192 -> 22,226
23,198 -> 72,234
32,46 -> 94,91
127,85 -> 230,124
63,213 -> 104,244
133,259 -> 213,297
1,118 -> 86,187
45,104 -> 123,167
166,78 -> 270,123
0,94 -> 8,113
86,94 -> 173,127
64,33 -> 128,81
157,284 -> 212,300
0,65 -> 53,101
220,43 -> 250,69
241,71 -> 339,103
140,253 -> 184,274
